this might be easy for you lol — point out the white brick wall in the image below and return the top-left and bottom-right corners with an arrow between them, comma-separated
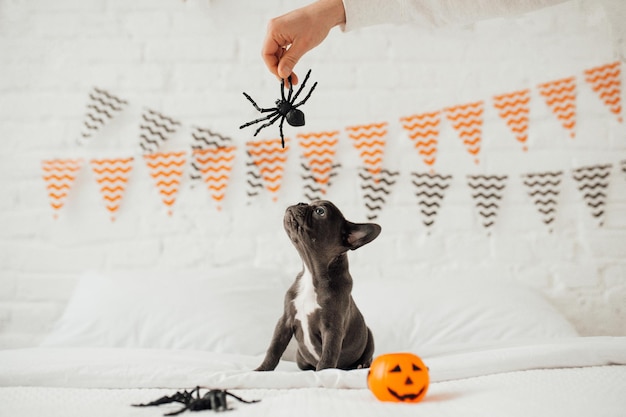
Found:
0,0 -> 625,348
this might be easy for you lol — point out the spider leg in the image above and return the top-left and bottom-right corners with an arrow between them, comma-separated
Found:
243,92 -> 275,113
290,69 -> 312,104
279,117 -> 286,148
225,391 -> 261,404
210,391 -> 228,412
254,113 -> 282,136
240,110 -> 280,129
164,406 -> 190,416
294,81 -> 318,108
132,390 -> 194,407
279,78 -> 287,102
286,75 -> 294,103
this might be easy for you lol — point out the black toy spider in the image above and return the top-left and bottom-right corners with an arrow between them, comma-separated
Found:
239,69 -> 318,148
133,386 -> 259,415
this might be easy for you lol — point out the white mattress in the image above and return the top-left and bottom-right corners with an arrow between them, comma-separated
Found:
1,337 -> 625,417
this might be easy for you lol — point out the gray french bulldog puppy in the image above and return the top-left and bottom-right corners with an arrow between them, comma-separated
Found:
256,200 -> 381,371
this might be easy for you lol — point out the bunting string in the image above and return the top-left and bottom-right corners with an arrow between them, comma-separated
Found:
41,61 -> 625,226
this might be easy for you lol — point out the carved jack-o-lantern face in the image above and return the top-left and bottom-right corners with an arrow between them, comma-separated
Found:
367,353 -> 430,403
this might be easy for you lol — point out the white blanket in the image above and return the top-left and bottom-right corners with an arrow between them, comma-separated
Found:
1,337 -> 625,417
1,336 -> 625,389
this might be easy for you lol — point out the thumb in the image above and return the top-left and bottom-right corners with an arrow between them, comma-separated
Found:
277,41 -> 308,81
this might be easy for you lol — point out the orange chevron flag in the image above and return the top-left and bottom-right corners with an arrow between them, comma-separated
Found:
246,138 -> 289,202
537,76 -> 577,139
41,158 -> 83,218
143,151 -> 186,215
90,157 -> 134,221
493,89 -> 530,151
444,101 -> 483,164
297,130 -> 339,191
584,61 -> 622,123
399,111 -> 440,168
346,122 -> 387,177
194,146 -> 237,210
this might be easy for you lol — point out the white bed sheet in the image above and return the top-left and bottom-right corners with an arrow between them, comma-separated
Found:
1,337 -> 625,417
1,366 -> 624,417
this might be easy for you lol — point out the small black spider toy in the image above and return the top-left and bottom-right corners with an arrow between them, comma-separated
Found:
133,386 -> 260,415
239,69 -> 318,148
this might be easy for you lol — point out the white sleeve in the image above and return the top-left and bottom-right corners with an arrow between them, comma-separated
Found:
341,0 -> 569,32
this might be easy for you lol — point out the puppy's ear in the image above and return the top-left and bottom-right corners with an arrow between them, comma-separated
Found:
344,221 -> 381,250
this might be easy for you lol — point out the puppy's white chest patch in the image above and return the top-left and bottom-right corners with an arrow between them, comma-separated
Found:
293,265 -> 321,360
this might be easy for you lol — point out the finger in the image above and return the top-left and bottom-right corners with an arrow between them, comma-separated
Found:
284,70 -> 299,86
261,37 -> 283,79
276,40 -> 307,82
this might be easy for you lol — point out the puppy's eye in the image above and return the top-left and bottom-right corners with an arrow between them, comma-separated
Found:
314,207 -> 325,217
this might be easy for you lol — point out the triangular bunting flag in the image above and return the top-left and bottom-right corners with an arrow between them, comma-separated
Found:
493,89 -> 531,151
90,157 -> 134,221
467,174 -> 508,232
521,171 -> 563,232
246,138 -> 289,202
139,109 -> 181,154
78,87 -> 128,145
346,122 -> 387,177
300,161 -> 341,202
359,168 -> 400,221
537,77 -> 577,139
194,146 -> 237,210
297,131 -> 340,187
244,150 -> 264,204
143,151 -> 187,215
583,61 -> 623,123
411,172 -> 453,230
444,101 -> 483,164
571,163 -> 612,227
399,111 -> 440,168
41,158 -> 83,218
189,127 -> 233,186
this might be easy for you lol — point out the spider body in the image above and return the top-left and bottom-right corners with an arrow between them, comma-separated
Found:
133,386 -> 259,415
240,69 -> 317,148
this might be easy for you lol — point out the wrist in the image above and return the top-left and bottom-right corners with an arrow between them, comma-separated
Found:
312,0 -> 346,29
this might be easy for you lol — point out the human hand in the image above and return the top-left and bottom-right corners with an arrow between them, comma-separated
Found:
262,0 -> 345,84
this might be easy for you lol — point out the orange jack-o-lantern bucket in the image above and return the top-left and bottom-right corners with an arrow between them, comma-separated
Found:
367,353 -> 430,403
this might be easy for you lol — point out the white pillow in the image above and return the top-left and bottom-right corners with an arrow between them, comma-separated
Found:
43,269 -> 578,359
41,268 -> 293,356
353,278 -> 579,355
